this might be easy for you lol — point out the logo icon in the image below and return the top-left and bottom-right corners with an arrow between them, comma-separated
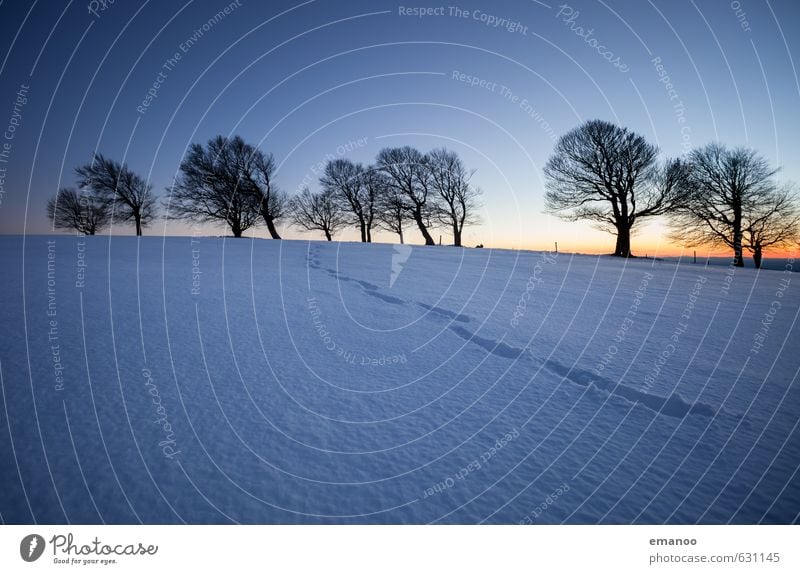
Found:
20,534 -> 45,562
390,244 -> 412,288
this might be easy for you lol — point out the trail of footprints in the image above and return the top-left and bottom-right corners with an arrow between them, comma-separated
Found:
306,247 -> 730,422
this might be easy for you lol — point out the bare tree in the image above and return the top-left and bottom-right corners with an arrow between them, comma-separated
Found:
743,183 -> 800,268
426,148 -> 481,246
47,187 -> 110,235
167,136 -> 260,238
359,166 -> 383,243
376,183 -> 410,244
75,153 -> 156,235
670,144 -> 779,267
544,120 -> 685,257
240,146 -> 288,239
377,146 -> 436,245
289,187 -> 347,241
320,159 -> 377,242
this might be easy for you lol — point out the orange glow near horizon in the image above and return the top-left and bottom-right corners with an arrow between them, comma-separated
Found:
488,237 -> 797,259
482,220 -> 798,259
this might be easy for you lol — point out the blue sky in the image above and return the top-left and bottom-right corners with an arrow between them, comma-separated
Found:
1,0 -> 799,253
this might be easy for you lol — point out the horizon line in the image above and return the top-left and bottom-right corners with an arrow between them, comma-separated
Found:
3,232 -> 796,261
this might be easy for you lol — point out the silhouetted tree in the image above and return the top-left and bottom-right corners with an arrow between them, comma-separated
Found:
239,145 -> 288,239
377,146 -> 436,245
670,144 -> 779,267
167,136 -> 260,238
743,183 -> 799,268
426,148 -> 482,246
544,120 -> 687,257
290,187 -> 347,241
47,187 -> 110,235
376,184 -> 410,244
360,166 -> 384,243
75,153 -> 156,235
320,159 -> 377,242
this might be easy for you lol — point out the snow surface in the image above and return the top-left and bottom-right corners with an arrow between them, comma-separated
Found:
0,235 -> 798,524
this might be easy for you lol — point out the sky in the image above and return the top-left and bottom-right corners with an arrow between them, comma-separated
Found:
0,0 -> 799,256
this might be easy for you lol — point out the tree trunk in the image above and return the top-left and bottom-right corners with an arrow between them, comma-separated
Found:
398,228 -> 404,244
359,220 -> 367,243
613,225 -> 632,257
265,216 -> 281,239
452,222 -> 461,247
324,230 -> 332,241
733,212 -> 744,267
414,209 -> 435,245
232,220 -> 243,238
733,235 -> 744,267
753,247 -> 763,269
366,225 -> 372,243
135,214 -> 142,236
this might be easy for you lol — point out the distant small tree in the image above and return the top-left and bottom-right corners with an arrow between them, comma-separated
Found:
290,187 -> 347,241
75,153 -> 156,235
377,146 -> 436,245
743,184 -> 800,268
320,159 -> 377,242
426,148 -> 482,246
167,136 -> 260,238
544,120 -> 687,257
47,187 -> 110,235
670,144 -> 779,267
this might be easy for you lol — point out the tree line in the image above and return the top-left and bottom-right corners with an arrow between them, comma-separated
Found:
47,137 -> 481,247
48,121 -> 799,268
544,119 -> 799,268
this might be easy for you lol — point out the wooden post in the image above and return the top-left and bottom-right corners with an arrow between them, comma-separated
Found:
693,250 -> 697,264
555,241 -> 558,254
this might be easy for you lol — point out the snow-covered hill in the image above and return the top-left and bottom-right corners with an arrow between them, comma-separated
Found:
0,235 -> 797,523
